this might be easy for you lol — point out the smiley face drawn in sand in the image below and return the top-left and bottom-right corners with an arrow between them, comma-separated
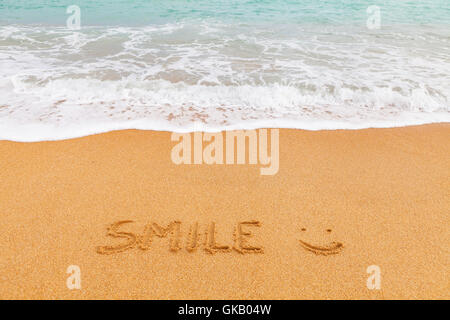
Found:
299,227 -> 344,255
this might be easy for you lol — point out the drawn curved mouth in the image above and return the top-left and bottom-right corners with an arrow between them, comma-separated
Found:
299,240 -> 344,256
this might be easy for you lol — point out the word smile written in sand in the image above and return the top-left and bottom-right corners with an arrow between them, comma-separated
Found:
96,220 -> 344,256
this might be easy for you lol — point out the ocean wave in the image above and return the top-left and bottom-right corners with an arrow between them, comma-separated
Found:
0,22 -> 449,141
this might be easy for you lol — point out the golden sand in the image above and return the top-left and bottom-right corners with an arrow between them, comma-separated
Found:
0,124 -> 449,299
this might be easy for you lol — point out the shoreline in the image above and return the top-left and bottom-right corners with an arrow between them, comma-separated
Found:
1,120 -> 450,143
0,123 -> 448,299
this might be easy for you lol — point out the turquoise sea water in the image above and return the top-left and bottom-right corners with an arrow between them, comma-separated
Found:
2,0 -> 450,26
0,1 -> 449,140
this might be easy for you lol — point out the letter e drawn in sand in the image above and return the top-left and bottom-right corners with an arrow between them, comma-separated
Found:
299,228 -> 344,256
233,221 -> 264,254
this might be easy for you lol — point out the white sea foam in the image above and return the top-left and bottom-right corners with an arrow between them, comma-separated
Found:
0,22 -> 449,141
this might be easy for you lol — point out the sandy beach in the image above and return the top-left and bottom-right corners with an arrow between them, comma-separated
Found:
0,124 -> 448,299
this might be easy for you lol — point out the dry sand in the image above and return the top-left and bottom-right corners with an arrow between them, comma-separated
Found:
0,124 -> 449,299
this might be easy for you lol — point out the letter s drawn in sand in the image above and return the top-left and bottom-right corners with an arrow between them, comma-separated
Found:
299,228 -> 344,256
96,220 -> 137,255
